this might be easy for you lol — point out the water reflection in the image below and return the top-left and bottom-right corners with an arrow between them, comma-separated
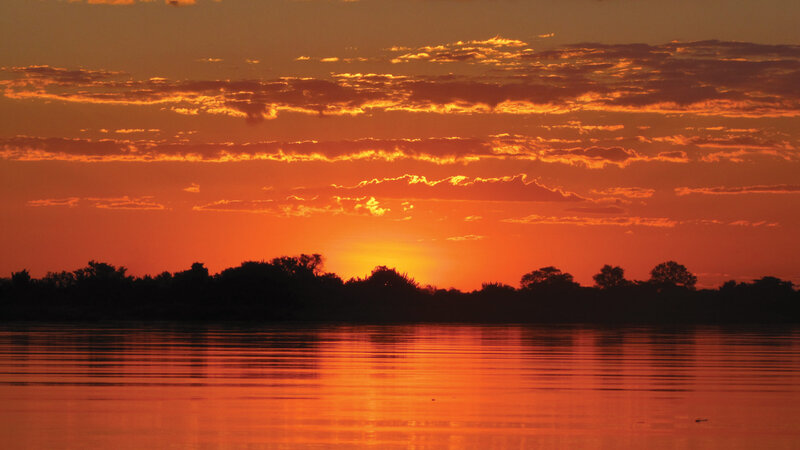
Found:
1,324 -> 799,448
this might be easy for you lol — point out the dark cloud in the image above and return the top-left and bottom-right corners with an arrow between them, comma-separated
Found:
0,135 -> 694,167
4,40 -> 800,120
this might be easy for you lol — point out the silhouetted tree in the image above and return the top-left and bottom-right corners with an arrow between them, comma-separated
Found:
752,276 -> 794,292
361,266 -> 418,291
480,282 -> 516,294
73,261 -> 129,284
69,261 -> 133,300
520,266 -> 578,290
155,271 -> 173,288
191,262 -> 209,277
649,261 -> 697,289
748,276 -> 795,300
593,265 -> 628,289
42,271 -> 76,290
174,262 -> 211,286
270,254 -> 323,279
11,270 -> 31,289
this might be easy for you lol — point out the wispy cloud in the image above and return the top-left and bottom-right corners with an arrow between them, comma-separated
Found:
28,196 -> 165,210
328,173 -> 583,202
504,214 -> 782,228
87,196 -> 165,210
0,135 -> 694,167
27,197 -> 80,207
192,195 -> 389,218
446,234 -> 485,241
675,185 -> 800,195
502,214 -> 678,227
590,187 -> 655,199
68,0 -> 199,5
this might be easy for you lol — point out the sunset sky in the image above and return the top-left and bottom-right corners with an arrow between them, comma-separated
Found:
2,0 -> 799,289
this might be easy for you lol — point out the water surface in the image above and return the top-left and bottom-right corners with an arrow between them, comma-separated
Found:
1,324 -> 799,448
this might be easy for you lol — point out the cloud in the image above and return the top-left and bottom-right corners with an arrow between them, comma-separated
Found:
87,196 -> 165,210
389,36 -> 532,64
675,185 -> 800,195
192,195 -> 390,218
2,68 -> 387,123
564,206 -> 626,214
502,214 -> 677,227
183,183 -> 200,193
645,133 -> 797,162
728,220 -> 779,227
338,196 -> 388,216
446,235 -> 485,241
504,213 -> 782,228
191,199 -> 275,214
27,197 -> 80,207
651,134 -> 789,150
698,149 -> 798,163
327,173 -> 583,202
590,187 -> 655,199
69,0 -> 199,5
5,39 -> 800,122
188,174 -> 585,220
1,135 -> 691,167
114,128 -> 159,134
28,196 -> 165,210
539,146 -> 643,168
2,65 -> 124,85
542,121 -> 624,134
653,151 -> 689,163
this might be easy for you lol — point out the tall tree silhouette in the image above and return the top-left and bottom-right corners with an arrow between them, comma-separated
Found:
360,266 -> 419,291
593,265 -> 628,289
11,270 -> 31,289
520,266 -> 578,290
649,261 -> 697,289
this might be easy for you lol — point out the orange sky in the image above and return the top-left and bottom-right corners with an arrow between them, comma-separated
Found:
1,0 -> 799,289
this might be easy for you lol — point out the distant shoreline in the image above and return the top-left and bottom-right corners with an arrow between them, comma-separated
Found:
3,256 -> 798,324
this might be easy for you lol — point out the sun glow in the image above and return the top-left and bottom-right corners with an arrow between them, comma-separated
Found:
328,239 -> 441,287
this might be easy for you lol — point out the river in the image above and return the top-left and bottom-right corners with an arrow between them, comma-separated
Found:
1,324 -> 799,448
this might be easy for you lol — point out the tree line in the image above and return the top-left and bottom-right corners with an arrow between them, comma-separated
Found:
1,255 -> 798,323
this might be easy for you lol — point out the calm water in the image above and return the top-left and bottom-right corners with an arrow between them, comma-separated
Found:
1,324 -> 799,449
